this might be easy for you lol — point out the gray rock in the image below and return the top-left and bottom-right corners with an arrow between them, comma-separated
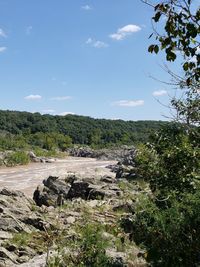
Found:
0,231 -> 12,240
28,151 -> 37,159
0,188 -> 25,198
43,176 -> 70,197
0,247 -> 17,263
65,216 -> 76,224
67,181 -> 90,200
100,176 -> 115,183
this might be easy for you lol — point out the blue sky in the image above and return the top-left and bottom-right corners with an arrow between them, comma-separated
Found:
0,0 -> 182,121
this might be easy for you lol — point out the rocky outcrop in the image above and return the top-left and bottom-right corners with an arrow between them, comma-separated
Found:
0,188 -> 50,266
67,146 -> 136,161
111,148 -> 137,179
0,159 -> 147,266
28,151 -> 56,164
32,174 -> 122,207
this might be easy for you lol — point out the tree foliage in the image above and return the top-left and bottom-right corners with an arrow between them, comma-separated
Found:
123,2 -> 200,265
146,0 -> 200,83
0,110 -> 168,149
124,191 -> 200,267
144,0 -> 200,125
135,124 -> 200,194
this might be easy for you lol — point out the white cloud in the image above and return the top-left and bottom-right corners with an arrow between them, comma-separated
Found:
110,24 -> 141,41
110,118 -> 120,120
152,90 -> 167,96
26,26 -> 33,35
0,28 -> 7,38
59,112 -> 75,116
0,47 -> 7,53
93,41 -> 108,48
51,96 -> 71,101
42,109 -> 55,114
86,38 -> 93,44
81,5 -> 92,10
24,94 -> 42,100
113,100 -> 144,107
86,38 -> 108,48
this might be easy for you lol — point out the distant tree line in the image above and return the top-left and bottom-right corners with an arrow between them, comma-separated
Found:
0,110 -> 168,150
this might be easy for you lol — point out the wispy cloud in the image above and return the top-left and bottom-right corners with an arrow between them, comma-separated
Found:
42,109 -> 55,114
152,90 -> 167,96
0,47 -> 7,53
110,24 -> 141,41
81,5 -> 92,11
51,96 -> 71,101
112,100 -> 144,107
59,112 -> 75,116
26,26 -> 33,35
86,38 -> 108,48
24,94 -> 42,100
0,28 -> 7,38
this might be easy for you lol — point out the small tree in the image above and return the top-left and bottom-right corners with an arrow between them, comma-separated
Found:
143,0 -> 200,125
126,3 -> 200,264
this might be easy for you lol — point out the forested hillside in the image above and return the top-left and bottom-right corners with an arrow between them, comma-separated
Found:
0,110 -> 168,149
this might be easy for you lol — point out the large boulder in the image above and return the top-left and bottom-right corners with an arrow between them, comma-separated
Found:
32,173 -> 123,206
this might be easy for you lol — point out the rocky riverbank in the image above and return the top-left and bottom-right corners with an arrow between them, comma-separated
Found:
0,170 -> 148,266
67,146 -> 136,161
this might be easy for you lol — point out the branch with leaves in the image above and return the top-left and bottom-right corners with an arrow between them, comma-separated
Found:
143,0 -> 200,85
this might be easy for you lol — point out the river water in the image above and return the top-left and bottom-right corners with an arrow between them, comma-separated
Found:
0,157 -> 116,197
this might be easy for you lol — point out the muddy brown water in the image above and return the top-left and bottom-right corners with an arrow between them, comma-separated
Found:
0,157 -> 116,198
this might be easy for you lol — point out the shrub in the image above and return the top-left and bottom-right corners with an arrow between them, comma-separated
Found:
6,151 -> 30,166
49,223 -> 112,267
123,191 -> 200,266
134,124 -> 200,194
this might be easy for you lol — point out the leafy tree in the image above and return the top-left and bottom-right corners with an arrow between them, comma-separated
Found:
135,124 -> 200,194
124,2 -> 200,265
123,191 -> 200,267
0,110 -> 167,148
145,0 -> 200,81
143,0 -> 200,125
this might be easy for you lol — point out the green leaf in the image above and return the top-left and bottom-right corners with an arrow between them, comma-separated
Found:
154,45 -> 159,54
148,45 -> 155,53
166,51 -> 177,61
153,12 -> 161,22
183,62 -> 189,71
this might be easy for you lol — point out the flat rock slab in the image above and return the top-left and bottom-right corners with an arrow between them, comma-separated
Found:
0,231 -> 12,240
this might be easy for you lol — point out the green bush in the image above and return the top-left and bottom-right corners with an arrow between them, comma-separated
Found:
49,223 -> 112,267
123,192 -> 200,266
124,124 -> 200,266
134,124 -> 200,194
6,151 -> 30,166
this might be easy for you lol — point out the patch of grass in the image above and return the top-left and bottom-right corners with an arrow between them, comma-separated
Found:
49,222 -> 112,267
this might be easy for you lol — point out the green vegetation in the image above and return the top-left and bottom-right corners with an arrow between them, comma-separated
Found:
147,0 -> 200,84
135,124 -> 200,194
120,124 -> 200,266
146,0 -> 199,126
5,151 -> 30,166
54,223 -> 112,267
123,191 -> 200,266
0,110 -> 167,151
121,1 -> 200,266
